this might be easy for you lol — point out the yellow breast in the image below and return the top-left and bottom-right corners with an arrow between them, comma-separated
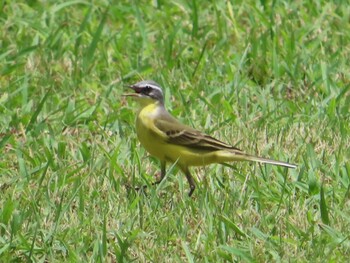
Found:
136,104 -> 168,161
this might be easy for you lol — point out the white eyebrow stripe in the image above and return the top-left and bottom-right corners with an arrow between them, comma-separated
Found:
142,84 -> 163,93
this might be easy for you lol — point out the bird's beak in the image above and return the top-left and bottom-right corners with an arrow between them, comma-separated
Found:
122,85 -> 141,97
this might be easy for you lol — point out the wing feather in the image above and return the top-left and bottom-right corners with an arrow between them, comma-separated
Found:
154,116 -> 242,152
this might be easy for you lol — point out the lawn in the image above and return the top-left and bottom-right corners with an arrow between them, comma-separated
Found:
1,0 -> 349,262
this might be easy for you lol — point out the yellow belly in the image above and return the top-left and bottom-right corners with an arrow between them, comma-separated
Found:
137,133 -> 221,169
136,122 -> 167,161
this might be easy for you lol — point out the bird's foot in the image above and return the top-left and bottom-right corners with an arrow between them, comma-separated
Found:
125,183 -> 148,193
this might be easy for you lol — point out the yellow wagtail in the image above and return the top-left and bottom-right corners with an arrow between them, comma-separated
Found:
124,80 -> 297,196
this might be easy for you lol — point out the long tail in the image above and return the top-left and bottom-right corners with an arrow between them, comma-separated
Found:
217,150 -> 297,168
244,154 -> 297,168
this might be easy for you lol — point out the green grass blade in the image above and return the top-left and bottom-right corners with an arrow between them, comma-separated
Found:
320,184 -> 330,225
182,240 -> 194,263
83,7 -> 108,72
25,88 -> 51,133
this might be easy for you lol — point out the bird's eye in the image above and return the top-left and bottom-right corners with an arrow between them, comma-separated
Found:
143,85 -> 152,93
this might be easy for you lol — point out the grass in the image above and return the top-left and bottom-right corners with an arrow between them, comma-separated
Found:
1,0 -> 349,262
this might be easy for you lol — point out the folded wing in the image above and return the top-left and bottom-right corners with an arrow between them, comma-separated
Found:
155,117 -> 242,152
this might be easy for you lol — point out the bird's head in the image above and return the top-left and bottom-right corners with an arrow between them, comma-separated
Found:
124,80 -> 164,106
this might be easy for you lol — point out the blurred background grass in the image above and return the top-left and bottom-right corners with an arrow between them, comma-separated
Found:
0,0 -> 349,262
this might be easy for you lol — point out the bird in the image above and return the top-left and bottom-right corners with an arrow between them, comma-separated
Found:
123,80 -> 297,196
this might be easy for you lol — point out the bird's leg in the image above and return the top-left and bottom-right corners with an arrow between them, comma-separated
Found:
128,162 -> 166,194
184,168 -> 196,197
153,161 -> 166,185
